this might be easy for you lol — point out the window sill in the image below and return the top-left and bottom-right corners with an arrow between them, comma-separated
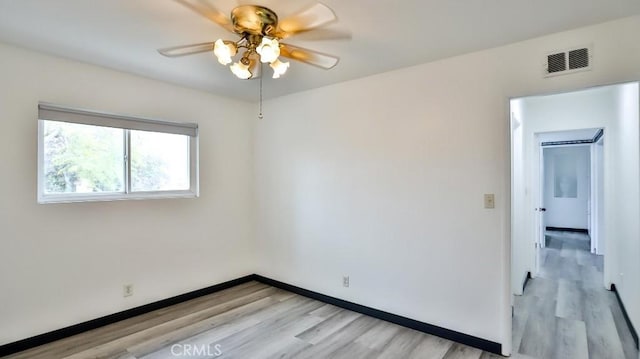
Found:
37,191 -> 198,204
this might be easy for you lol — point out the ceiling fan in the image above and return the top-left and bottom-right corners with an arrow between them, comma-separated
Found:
158,0 -> 348,80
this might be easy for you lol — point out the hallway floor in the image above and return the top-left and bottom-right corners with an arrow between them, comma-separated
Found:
513,230 -> 638,359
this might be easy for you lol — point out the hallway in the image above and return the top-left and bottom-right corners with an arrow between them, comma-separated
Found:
512,230 -> 638,358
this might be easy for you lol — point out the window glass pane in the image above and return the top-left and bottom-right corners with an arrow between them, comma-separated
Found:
131,131 -> 190,192
43,121 -> 125,194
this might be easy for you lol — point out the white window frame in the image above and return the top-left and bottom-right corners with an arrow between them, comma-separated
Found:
37,103 -> 199,204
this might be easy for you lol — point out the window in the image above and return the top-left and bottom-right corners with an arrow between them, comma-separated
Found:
38,103 -> 198,203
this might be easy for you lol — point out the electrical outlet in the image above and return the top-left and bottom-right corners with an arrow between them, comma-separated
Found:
342,276 -> 350,288
123,284 -> 134,297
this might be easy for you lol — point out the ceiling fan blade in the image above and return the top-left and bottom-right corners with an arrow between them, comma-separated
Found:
276,3 -> 337,38
174,0 -> 235,33
287,29 -> 351,41
158,42 -> 215,57
279,43 -> 339,69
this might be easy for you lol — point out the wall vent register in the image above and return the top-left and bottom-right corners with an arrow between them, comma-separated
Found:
544,46 -> 591,77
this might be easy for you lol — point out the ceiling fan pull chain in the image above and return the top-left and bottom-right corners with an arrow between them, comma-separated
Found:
258,65 -> 264,119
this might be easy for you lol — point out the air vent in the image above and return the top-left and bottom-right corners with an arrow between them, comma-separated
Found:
547,53 -> 567,73
568,48 -> 589,70
544,46 -> 592,77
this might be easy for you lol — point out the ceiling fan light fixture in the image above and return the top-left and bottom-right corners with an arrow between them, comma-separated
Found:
213,39 -> 237,65
256,37 -> 280,63
161,3 -> 344,81
270,59 -> 290,78
230,60 -> 252,79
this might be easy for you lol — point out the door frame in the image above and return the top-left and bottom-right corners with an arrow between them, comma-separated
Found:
591,134 -> 605,254
534,140 -> 596,275
508,80 -> 640,358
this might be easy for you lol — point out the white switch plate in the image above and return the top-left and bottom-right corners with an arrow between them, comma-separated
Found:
484,194 -> 495,209
342,276 -> 350,288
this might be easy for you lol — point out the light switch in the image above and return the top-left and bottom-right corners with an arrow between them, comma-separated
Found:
484,194 -> 495,209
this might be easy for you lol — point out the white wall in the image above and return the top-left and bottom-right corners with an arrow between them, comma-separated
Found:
610,83 -> 640,341
0,43 -> 256,345
254,16 -> 640,355
543,146 -> 591,230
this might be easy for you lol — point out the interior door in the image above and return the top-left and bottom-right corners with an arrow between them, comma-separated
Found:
532,143 -> 547,277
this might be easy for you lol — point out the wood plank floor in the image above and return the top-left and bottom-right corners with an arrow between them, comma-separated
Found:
7,281 -> 502,359
513,230 -> 639,359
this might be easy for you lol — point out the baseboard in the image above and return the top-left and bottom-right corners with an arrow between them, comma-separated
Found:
253,275 -> 503,355
611,284 -> 639,349
0,274 -> 257,357
1,274 -> 504,357
545,226 -> 588,234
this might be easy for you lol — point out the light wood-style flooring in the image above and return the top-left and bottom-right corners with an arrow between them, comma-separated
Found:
7,281 -> 504,359
513,230 -> 638,359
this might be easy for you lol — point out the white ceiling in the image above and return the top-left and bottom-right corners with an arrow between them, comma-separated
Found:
1,0 -> 639,102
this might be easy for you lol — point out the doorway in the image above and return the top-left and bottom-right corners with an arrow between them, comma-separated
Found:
509,82 -> 640,358
535,130 -> 603,264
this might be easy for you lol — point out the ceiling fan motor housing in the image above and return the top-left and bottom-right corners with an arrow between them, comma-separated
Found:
231,5 -> 279,37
